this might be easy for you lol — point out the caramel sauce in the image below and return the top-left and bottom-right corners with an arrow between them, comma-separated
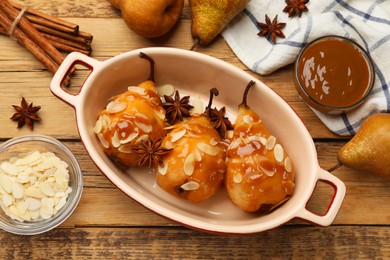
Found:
297,38 -> 372,109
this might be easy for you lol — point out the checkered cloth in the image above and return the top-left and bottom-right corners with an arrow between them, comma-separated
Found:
222,0 -> 390,136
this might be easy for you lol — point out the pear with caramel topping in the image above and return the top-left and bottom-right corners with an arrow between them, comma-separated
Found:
225,81 -> 295,212
155,89 -> 226,203
94,52 -> 166,168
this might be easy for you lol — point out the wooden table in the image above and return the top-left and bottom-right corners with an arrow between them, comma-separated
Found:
0,1 -> 389,259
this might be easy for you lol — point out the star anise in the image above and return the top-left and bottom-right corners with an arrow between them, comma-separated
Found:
10,97 -> 41,130
209,106 -> 233,138
257,15 -> 286,43
163,90 -> 194,125
283,0 -> 309,18
132,137 -> 172,168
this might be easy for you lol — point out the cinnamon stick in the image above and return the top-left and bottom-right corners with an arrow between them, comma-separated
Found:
24,13 -> 78,35
0,10 -> 58,74
0,0 -> 64,65
33,23 -> 92,44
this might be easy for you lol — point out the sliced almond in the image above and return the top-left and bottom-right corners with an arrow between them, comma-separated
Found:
135,134 -> 149,144
111,131 -> 121,148
180,181 -> 199,191
157,161 -> 168,176
135,112 -> 148,120
171,129 -> 186,143
266,135 -> 277,150
243,115 -> 253,124
94,118 -> 103,134
248,135 -> 267,146
209,138 -> 219,146
193,149 -> 202,162
154,109 -> 166,121
157,84 -> 175,97
274,144 -> 284,163
233,173 -> 242,183
134,121 -> 152,133
128,86 -> 146,95
184,154 -> 195,176
106,101 -> 127,113
0,174 -> 12,193
97,133 -> 110,148
197,143 -> 219,156
118,144 -> 133,153
284,157 -> 292,172
190,97 -> 204,115
11,181 -> 24,199
120,131 -> 139,144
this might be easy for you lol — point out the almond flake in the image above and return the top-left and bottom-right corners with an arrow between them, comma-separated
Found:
97,133 -> 110,148
1,162 -> 17,175
111,131 -> 121,148
284,157 -> 292,172
118,144 -> 133,153
248,135 -> 267,146
39,181 -> 55,196
193,149 -> 202,162
135,134 -> 149,144
259,165 -> 276,177
266,136 -> 277,150
128,86 -> 146,95
157,161 -> 168,176
171,129 -> 186,143
154,109 -> 166,120
274,144 -> 284,163
233,173 -> 242,183
243,115 -> 253,124
190,97 -> 204,115
180,181 -> 200,191
157,84 -> 175,97
11,181 -> 24,199
184,154 -> 195,176
135,112 -> 148,120
25,197 -> 41,211
197,143 -> 219,156
0,174 -> 12,193
106,101 -> 127,113
134,121 -> 152,133
209,138 -> 219,146
2,194 -> 13,207
120,131 -> 139,144
94,118 -> 103,134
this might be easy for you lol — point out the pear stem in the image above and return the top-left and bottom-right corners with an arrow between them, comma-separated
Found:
205,88 -> 219,117
240,80 -> 256,108
139,52 -> 155,82
190,38 -> 200,51
327,162 -> 343,172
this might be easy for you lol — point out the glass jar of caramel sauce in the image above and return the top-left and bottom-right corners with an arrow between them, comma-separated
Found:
294,36 -> 375,114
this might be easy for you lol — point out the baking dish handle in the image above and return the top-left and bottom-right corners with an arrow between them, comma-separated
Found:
50,52 -> 101,107
296,168 -> 346,226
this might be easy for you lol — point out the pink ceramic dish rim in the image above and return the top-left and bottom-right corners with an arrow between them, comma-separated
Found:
50,47 -> 346,234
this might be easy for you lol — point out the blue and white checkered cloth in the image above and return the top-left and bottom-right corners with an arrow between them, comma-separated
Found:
222,0 -> 390,136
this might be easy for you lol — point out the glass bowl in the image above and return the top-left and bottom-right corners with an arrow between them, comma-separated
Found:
0,135 -> 83,235
294,36 -> 375,114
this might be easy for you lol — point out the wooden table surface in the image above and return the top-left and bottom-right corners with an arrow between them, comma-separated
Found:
0,1 -> 389,259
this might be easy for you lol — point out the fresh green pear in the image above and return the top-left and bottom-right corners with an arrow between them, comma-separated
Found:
189,0 -> 250,46
338,113 -> 390,179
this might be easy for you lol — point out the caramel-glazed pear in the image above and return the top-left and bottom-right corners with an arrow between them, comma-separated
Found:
225,81 -> 295,212
94,53 -> 166,167
338,113 -> 390,179
189,0 -> 250,46
155,89 -> 226,203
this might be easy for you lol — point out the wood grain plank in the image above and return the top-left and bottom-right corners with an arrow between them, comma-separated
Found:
0,226 -> 389,259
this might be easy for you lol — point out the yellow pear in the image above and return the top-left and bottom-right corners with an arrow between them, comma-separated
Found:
189,0 -> 250,46
338,113 -> 390,179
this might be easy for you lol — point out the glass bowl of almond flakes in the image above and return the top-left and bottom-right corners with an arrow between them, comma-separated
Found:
0,135 -> 83,235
